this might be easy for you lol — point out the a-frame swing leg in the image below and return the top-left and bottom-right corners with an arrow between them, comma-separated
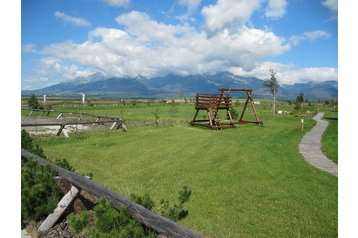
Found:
207,109 -> 214,129
247,91 -> 262,125
190,109 -> 200,125
238,96 -> 250,123
227,109 -> 235,127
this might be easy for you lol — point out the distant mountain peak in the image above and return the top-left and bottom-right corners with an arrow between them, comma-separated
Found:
21,71 -> 338,100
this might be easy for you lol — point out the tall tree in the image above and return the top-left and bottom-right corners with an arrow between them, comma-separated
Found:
27,93 -> 40,109
263,69 -> 280,114
294,92 -> 304,110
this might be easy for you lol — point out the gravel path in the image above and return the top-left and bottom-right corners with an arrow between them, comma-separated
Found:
299,112 -> 338,176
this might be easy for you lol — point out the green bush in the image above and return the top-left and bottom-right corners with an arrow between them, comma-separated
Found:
21,159 -> 61,221
94,199 -> 122,232
27,94 -> 40,109
158,186 -> 192,221
54,158 -> 75,172
67,211 -> 89,234
21,129 -> 46,159
80,199 -> 155,238
230,108 -> 239,120
21,129 -> 62,221
130,193 -> 155,210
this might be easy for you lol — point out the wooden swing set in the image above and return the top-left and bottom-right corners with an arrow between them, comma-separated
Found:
189,88 -> 263,130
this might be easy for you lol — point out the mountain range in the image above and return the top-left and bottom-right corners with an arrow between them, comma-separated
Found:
21,72 -> 338,100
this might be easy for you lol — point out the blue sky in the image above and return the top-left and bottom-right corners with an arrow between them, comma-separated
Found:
21,0 -> 338,89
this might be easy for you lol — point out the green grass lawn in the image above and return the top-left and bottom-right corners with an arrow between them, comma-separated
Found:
33,104 -> 338,237
321,110 -> 338,163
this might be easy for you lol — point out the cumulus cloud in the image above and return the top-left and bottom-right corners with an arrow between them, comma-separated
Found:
31,3 -> 335,87
54,11 -> 91,27
322,0 -> 338,14
201,0 -> 261,33
290,30 -> 330,46
265,0 -> 288,19
229,61 -> 337,84
103,0 -> 130,7
115,11 -> 191,43
41,10 -> 289,78
36,57 -> 95,80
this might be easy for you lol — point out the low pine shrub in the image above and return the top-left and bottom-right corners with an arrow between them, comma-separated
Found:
21,129 -> 46,158
21,159 -> 61,221
130,193 -> 155,210
132,186 -> 192,222
94,199 -> 122,232
230,108 -> 239,120
54,158 -> 75,172
67,211 -> 89,234
159,186 -> 192,221
21,130 -> 76,223
72,199 -> 156,238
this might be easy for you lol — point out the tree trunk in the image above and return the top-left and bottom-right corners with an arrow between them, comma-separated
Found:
273,96 -> 276,114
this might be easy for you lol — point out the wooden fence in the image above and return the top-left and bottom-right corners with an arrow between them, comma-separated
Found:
23,109 -> 127,136
21,149 -> 203,238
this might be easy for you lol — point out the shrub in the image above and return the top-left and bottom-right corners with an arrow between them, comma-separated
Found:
230,108 -> 239,120
67,211 -> 89,234
27,94 -> 40,109
84,199 -> 155,238
21,129 -> 46,159
21,159 -> 61,221
153,109 -> 160,125
94,199 -> 121,232
169,103 -> 179,117
54,158 -> 75,172
157,186 -> 192,221
130,193 -> 155,210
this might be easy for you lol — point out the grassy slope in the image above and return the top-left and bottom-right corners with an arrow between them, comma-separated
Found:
321,110 -> 338,163
35,107 -> 338,237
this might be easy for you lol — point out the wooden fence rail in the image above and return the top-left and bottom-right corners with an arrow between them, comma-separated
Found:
21,120 -> 122,127
29,109 -> 120,120
21,150 -> 203,238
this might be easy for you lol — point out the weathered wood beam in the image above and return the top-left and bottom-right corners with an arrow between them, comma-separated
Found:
38,186 -> 79,233
56,112 -> 63,119
21,120 -> 124,127
21,150 -> 203,238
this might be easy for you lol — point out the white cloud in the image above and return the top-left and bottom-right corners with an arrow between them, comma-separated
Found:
54,11 -> 91,27
265,0 -> 288,19
103,0 -> 130,7
290,30 -> 330,46
22,44 -> 37,53
201,0 -> 261,33
322,0 -> 338,14
41,9 -> 289,79
115,11 -> 191,43
36,57 -> 95,80
35,6 -> 334,86
229,61 -> 337,84
178,0 -> 202,12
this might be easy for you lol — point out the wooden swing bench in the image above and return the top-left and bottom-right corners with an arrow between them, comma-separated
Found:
190,88 -> 263,130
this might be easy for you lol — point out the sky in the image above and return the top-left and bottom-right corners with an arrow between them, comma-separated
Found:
21,0 -> 338,90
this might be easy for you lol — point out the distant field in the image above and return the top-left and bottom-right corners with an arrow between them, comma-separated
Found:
28,102 -> 338,237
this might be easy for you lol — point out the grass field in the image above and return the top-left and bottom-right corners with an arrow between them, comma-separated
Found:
321,110 -> 338,164
27,102 -> 338,237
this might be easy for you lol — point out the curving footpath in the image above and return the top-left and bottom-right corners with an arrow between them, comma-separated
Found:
299,112 -> 338,177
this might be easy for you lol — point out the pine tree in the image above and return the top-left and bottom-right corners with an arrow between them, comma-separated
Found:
27,94 -> 40,109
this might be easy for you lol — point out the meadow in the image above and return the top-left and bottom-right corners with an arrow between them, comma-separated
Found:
322,110 -> 338,163
24,99 -> 338,237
